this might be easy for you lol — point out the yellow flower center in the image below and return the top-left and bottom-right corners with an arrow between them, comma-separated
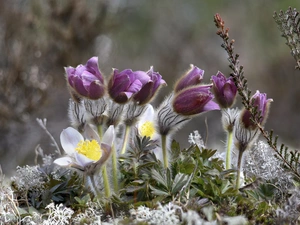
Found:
75,140 -> 101,161
140,121 -> 155,139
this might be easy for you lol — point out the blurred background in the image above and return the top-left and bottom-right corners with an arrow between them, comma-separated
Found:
1,0 -> 300,176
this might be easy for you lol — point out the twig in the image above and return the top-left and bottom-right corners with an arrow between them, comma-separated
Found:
36,118 -> 62,155
214,13 -> 300,180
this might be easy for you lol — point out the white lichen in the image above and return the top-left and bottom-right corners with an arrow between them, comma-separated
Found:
188,130 -> 205,149
43,203 -> 74,225
130,202 -> 181,225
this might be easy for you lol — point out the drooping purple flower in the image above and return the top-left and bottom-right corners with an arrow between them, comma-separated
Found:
66,57 -> 105,100
211,71 -> 237,108
108,69 -> 150,104
133,66 -> 167,105
241,90 -> 273,129
173,85 -> 220,116
174,65 -> 204,93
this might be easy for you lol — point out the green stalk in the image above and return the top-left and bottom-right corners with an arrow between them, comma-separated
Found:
97,125 -> 103,142
120,125 -> 131,154
236,150 -> 244,190
111,144 -> 118,193
225,131 -> 233,170
102,165 -> 111,198
161,134 -> 168,168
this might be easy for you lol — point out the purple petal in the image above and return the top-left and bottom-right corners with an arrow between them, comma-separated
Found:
65,67 -> 76,77
74,65 -> 87,77
113,92 -> 132,103
175,65 -> 204,92
85,57 -> 104,83
133,82 -> 154,104
109,72 -> 131,98
72,76 -> 89,96
134,71 -> 151,85
88,81 -> 105,99
201,100 -> 220,112
127,79 -> 143,93
173,85 -> 219,116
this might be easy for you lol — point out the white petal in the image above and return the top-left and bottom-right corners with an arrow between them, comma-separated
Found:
152,147 -> 163,162
53,157 -> 73,166
60,127 -> 84,156
102,125 -> 115,146
75,152 -> 94,167
83,124 -> 101,143
138,104 -> 155,126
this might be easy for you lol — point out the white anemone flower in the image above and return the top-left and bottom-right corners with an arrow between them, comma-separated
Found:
54,125 -> 114,175
137,104 -> 158,140
137,104 -> 163,161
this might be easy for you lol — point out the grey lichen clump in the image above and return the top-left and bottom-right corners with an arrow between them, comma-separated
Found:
11,165 -> 48,194
244,141 -> 293,191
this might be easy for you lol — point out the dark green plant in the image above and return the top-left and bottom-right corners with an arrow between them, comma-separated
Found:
12,164 -> 87,210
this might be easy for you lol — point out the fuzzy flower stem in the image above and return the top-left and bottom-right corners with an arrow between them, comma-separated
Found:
236,150 -> 244,190
102,165 -> 111,198
225,131 -> 233,170
89,175 -> 101,197
111,143 -> 118,193
161,134 -> 168,168
121,125 -> 131,155
97,125 -> 103,142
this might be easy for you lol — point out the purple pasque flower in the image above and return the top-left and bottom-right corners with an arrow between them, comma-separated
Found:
174,64 -> 204,93
108,69 -> 150,103
66,57 -> 105,100
133,66 -> 167,105
241,90 -> 273,129
211,71 -> 237,108
173,84 -> 220,116
54,125 -> 114,175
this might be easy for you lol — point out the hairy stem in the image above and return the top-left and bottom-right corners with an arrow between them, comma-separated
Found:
97,125 -> 103,142
111,144 -> 118,193
89,175 -> 101,197
121,125 -> 131,155
225,131 -> 233,170
161,134 -> 168,168
236,150 -> 244,190
102,165 -> 111,198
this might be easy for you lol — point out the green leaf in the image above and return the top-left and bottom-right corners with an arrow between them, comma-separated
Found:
171,173 -> 189,194
149,185 -> 170,196
151,169 -> 168,189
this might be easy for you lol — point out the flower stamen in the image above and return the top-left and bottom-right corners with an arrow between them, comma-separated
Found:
140,121 -> 155,139
76,140 -> 101,161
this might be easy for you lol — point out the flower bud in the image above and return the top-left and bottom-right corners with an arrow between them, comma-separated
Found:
173,85 -> 220,116
211,71 -> 237,108
133,66 -> 167,105
108,69 -> 150,103
66,57 -> 105,100
240,90 -> 273,129
174,65 -> 204,92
